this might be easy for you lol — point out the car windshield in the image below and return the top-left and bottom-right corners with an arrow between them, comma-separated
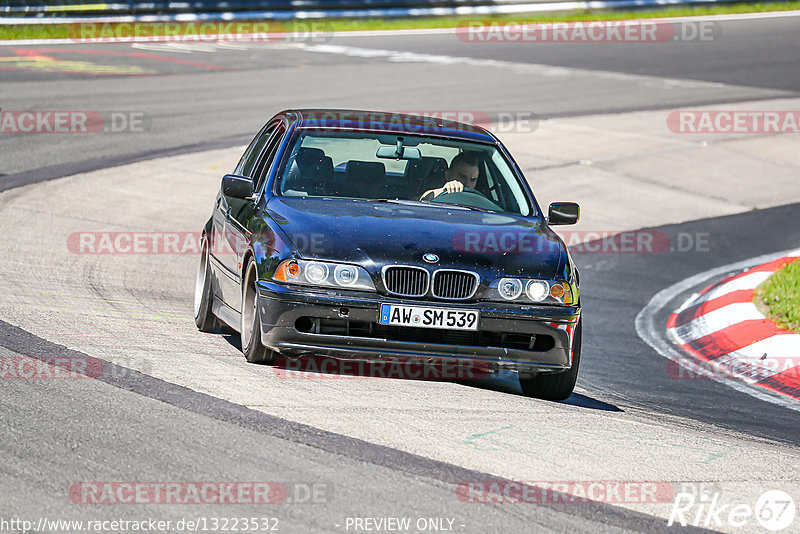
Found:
276,130 -> 533,216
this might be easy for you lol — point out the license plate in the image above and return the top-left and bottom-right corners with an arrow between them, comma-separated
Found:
379,304 -> 479,331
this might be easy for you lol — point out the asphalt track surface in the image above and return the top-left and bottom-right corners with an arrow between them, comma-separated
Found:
1,12 -> 799,533
1,13 -> 799,178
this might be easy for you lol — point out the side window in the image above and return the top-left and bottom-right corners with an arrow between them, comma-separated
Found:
252,124 -> 286,193
238,125 -> 275,178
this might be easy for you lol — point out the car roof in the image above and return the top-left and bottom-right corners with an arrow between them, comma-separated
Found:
284,109 -> 498,144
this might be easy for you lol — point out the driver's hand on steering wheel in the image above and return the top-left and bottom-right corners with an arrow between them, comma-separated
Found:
441,180 -> 465,194
419,180 -> 465,201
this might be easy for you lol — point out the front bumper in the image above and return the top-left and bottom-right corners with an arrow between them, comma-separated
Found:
256,281 -> 580,374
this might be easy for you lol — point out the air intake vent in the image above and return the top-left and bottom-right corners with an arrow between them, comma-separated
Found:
432,270 -> 479,300
383,266 -> 429,297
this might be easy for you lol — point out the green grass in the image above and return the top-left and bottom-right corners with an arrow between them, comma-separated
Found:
755,258 -> 800,332
1,1 -> 799,40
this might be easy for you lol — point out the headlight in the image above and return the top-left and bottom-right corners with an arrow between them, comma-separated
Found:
274,259 -> 376,291
334,264 -> 358,286
305,262 -> 329,284
498,278 -> 523,300
526,280 -> 549,302
486,278 -> 574,305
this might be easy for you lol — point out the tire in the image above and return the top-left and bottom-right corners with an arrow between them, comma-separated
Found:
519,318 -> 582,401
194,236 -> 220,332
241,258 -> 277,365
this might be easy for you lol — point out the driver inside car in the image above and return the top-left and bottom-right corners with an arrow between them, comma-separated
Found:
419,152 -> 481,201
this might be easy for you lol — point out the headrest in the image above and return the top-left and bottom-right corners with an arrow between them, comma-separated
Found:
345,160 -> 385,180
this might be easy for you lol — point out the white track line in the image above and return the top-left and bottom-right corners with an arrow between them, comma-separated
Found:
300,43 -> 727,89
669,302 -> 764,342
701,270 -> 772,301
714,335 -> 800,372
335,10 -> 800,37
635,247 -> 800,413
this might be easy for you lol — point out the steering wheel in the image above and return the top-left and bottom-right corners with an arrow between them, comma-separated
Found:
432,187 -> 503,211
439,187 -> 484,197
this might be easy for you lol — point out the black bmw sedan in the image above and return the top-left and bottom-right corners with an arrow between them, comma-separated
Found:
194,109 -> 582,400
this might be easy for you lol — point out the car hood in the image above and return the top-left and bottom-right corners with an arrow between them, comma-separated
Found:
265,197 -> 566,280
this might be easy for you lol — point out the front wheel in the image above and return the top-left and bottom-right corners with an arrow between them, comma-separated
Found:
519,318 -> 582,401
241,258 -> 277,365
194,236 -> 220,332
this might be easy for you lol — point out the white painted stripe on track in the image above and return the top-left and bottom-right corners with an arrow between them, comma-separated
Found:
662,252 -> 799,383
703,357 -> 789,383
299,43 -> 728,89
712,336 -> 800,382
635,247 -> 800,412
674,251 -> 800,312
728,334 -> 800,360
130,42 -> 239,53
335,10 -> 800,38
668,302 -> 763,343
701,270 -> 772,301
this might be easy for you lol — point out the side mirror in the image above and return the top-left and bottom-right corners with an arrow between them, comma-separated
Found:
548,202 -> 580,225
222,174 -> 254,200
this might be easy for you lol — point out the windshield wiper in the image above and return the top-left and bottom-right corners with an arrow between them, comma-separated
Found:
440,203 -> 496,213
359,198 -> 500,213
362,198 -> 464,209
